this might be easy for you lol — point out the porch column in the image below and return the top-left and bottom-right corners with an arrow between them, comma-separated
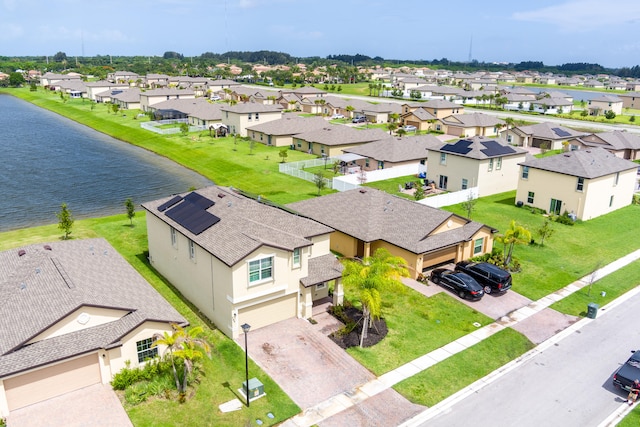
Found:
301,287 -> 313,319
332,278 -> 344,306
363,242 -> 371,259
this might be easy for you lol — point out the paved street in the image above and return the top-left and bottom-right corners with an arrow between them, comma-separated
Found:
416,291 -> 640,427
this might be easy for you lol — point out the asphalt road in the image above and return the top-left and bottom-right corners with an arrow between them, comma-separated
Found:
419,292 -> 640,427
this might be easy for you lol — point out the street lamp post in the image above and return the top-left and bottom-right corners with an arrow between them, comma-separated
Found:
241,323 -> 251,407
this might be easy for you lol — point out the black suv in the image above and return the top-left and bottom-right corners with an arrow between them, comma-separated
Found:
454,261 -> 512,295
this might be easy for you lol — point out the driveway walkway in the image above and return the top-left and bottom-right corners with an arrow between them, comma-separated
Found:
7,383 -> 132,427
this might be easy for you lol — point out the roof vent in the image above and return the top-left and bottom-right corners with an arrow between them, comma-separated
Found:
18,249 -> 26,257
218,193 -> 226,198
44,245 -> 52,251
359,189 -> 367,193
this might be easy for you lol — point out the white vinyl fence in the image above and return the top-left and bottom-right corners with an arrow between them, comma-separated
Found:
141,119 -> 206,135
418,187 -> 478,208
332,164 -> 423,192
279,158 -> 333,189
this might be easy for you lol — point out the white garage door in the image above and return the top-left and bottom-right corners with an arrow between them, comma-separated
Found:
238,294 -> 297,331
4,353 -> 101,411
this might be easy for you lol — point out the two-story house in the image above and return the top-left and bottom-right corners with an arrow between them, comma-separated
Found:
142,186 -> 343,339
516,148 -> 638,220
588,95 -> 623,116
220,103 -> 283,136
139,88 -> 196,112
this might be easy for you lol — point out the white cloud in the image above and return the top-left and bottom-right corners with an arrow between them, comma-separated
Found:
513,0 -> 640,29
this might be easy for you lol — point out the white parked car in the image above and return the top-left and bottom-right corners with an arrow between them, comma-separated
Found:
402,125 -> 417,132
210,95 -> 221,101
331,114 -> 345,119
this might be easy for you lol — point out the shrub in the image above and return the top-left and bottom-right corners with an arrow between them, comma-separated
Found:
553,212 -> 575,226
124,382 -> 149,405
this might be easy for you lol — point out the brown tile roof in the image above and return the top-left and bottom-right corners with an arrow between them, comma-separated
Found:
518,147 -> 638,178
287,188 -> 493,255
0,238 -> 186,377
142,186 -> 333,267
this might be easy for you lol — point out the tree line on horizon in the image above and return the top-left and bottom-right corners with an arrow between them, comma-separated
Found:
2,49 -> 640,79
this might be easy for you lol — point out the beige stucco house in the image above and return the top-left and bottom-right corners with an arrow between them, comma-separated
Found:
142,186 -> 343,339
516,148 -> 638,220
566,130 -> 640,161
588,95 -> 623,116
292,125 -> 389,157
246,115 -> 328,147
0,238 -> 186,415
139,88 -> 196,112
342,135 -> 442,171
427,136 -> 528,196
503,122 -> 587,150
287,188 -> 497,279
220,103 -> 283,136
438,113 -> 505,138
618,92 -> 640,110
401,107 -> 438,132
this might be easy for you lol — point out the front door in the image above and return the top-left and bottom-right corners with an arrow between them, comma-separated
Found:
439,175 -> 448,190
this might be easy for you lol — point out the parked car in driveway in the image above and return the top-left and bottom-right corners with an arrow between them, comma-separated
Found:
429,268 -> 484,300
352,116 -> 366,123
402,124 -> 417,132
331,113 -> 345,119
455,261 -> 512,294
613,350 -> 640,393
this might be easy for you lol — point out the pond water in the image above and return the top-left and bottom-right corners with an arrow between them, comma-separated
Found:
0,95 -> 212,232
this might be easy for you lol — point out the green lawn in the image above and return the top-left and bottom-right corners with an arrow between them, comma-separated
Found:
364,175 -> 419,200
444,191 -> 640,301
393,328 -> 534,406
346,291 -> 493,376
0,215 -> 299,427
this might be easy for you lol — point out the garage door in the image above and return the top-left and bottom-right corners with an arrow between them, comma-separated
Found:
422,246 -> 457,270
238,294 -> 297,331
4,353 -> 100,410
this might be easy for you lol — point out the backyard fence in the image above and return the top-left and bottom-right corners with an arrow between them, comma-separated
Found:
279,158 -> 334,189
332,164 -> 424,192
418,187 -> 478,208
140,119 -> 205,135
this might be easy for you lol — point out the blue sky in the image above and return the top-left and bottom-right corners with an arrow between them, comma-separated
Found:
2,0 -> 640,68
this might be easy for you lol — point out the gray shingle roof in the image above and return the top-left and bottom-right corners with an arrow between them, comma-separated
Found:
343,135 -> 442,163
433,136 -> 527,160
220,103 -> 283,113
441,112 -> 505,128
246,115 -> 328,135
0,238 -> 186,377
518,147 -> 638,178
150,97 -> 211,114
287,188 -> 493,255
293,126 -> 388,146
577,130 -> 640,151
142,186 -> 334,267
300,254 -> 344,287
516,122 -> 587,140
141,88 -> 195,97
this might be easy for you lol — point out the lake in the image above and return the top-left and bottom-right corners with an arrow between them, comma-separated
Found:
0,94 -> 213,232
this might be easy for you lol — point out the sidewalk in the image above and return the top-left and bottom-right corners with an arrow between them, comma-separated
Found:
282,248 -> 640,427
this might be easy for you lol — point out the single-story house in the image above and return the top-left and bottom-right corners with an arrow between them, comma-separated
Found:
142,186 -> 343,339
112,88 -> 142,110
287,188 -> 497,279
427,136 -> 528,196
438,113 -> 505,138
342,134 -> 442,171
246,115 -> 328,147
292,125 -> 389,157
0,238 -> 186,415
503,122 -> 587,150
566,130 -> 640,161
85,81 -> 130,101
516,147 -> 638,220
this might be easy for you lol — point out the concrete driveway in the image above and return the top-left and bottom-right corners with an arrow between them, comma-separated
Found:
7,383 -> 132,427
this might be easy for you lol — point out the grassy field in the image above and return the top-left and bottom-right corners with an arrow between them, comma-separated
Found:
0,215 -> 299,426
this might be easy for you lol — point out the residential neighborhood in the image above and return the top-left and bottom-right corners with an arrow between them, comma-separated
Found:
2,53 -> 640,427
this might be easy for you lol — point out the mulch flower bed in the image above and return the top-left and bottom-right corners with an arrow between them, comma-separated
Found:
328,305 -> 388,349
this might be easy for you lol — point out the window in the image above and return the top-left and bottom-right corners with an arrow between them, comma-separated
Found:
473,238 -> 484,255
550,198 -> 562,215
614,172 -> 620,186
255,112 -> 260,121
365,158 -> 370,168
440,152 -> 447,165
439,175 -> 448,189
527,191 -> 534,203
136,338 -> 157,363
610,195 -> 614,207
188,239 -> 195,260
420,159 -> 426,165
507,134 -> 513,143
521,166 -> 529,179
378,160 -> 384,169
293,248 -> 301,268
249,257 -> 273,284
170,227 -> 177,247
461,178 -> 468,190
247,113 -> 252,121
576,177 -> 584,192
570,144 -> 578,151
496,157 -> 502,170
488,158 -> 494,171
316,283 -> 326,290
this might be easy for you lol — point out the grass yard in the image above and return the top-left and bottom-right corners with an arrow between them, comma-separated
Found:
393,328 -> 534,406
0,215 -> 300,427
364,175 -> 419,200
346,291 -> 493,376
444,191 -> 640,301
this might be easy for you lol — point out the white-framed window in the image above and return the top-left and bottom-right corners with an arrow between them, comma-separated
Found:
522,166 -> 529,179
188,239 -> 196,261
488,158 -> 494,171
440,152 -> 447,165
293,248 -> 301,268
136,338 -> 158,363
527,191 -> 534,204
473,237 -> 484,255
496,157 -> 502,170
170,226 -> 177,248
576,177 -> 584,192
614,172 -> 620,186
249,256 -> 273,284
255,112 -> 260,121
316,283 -> 327,290
461,178 -> 468,189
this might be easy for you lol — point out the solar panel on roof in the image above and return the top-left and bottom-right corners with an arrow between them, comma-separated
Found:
441,139 -> 473,155
184,192 -> 215,209
480,140 -> 516,157
165,201 -> 220,235
551,127 -> 571,137
157,195 -> 183,212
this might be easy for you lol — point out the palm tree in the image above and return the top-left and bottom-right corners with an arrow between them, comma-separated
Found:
504,117 -> 515,144
341,248 -> 409,347
153,325 -> 183,391
388,113 -> 399,123
386,122 -> 398,135
345,105 -> 355,118
396,128 -> 407,137
498,220 -> 532,267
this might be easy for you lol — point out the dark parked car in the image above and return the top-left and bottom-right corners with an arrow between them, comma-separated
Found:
352,116 -> 366,123
429,268 -> 484,300
614,350 -> 640,393
455,261 -> 512,295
